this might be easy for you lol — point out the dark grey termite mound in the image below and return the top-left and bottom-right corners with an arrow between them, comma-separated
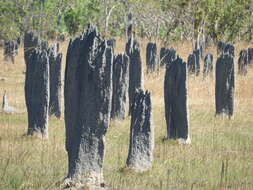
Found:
25,49 -> 49,139
195,39 -> 205,59
217,41 -> 235,57
187,53 -> 196,74
187,49 -> 200,76
48,43 -> 62,118
4,40 -> 19,64
64,25 -> 113,189
125,37 -> 144,115
248,48 -> 253,65
107,39 -> 116,51
215,51 -> 235,118
217,41 -> 226,55
160,47 -> 176,66
24,31 -> 41,63
193,49 -> 200,75
126,89 -> 154,172
164,56 -> 190,143
224,43 -> 235,57
111,53 -> 129,120
167,48 -> 177,65
146,42 -> 158,73
125,37 -> 133,56
203,53 -> 213,77
160,47 -> 166,66
238,50 -> 248,75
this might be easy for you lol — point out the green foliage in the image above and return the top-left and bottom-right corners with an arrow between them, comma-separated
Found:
0,0 -> 253,41
64,8 -> 81,35
0,1 -> 25,40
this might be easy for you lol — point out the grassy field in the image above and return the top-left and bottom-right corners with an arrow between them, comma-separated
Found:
0,39 -> 253,190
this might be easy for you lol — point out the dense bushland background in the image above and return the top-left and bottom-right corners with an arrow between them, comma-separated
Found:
1,0 -> 253,42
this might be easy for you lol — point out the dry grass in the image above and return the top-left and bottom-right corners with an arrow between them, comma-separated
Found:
0,39 -> 253,190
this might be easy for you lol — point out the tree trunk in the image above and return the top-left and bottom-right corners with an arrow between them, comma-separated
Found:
126,12 -> 133,40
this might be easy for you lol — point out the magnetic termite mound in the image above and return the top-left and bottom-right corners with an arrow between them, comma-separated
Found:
25,47 -> 50,139
64,24 -> 113,189
48,43 -> 62,118
164,55 -> 190,143
111,53 -> 130,120
238,50 -> 248,76
146,42 -> 158,73
215,44 -> 235,118
126,89 -> 154,172
125,37 -> 144,115
203,53 -> 213,77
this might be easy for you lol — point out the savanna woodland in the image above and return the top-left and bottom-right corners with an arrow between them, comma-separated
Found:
0,0 -> 253,190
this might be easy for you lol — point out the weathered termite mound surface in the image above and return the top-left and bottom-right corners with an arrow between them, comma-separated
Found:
203,53 -> 213,77
164,56 -> 190,143
111,53 -> 129,120
25,48 -> 50,139
48,43 -> 62,118
125,37 -> 144,115
215,44 -> 235,118
126,89 -> 154,172
146,42 -> 158,73
160,47 -> 176,66
63,24 -> 113,189
238,50 -> 248,76
3,39 -> 19,64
